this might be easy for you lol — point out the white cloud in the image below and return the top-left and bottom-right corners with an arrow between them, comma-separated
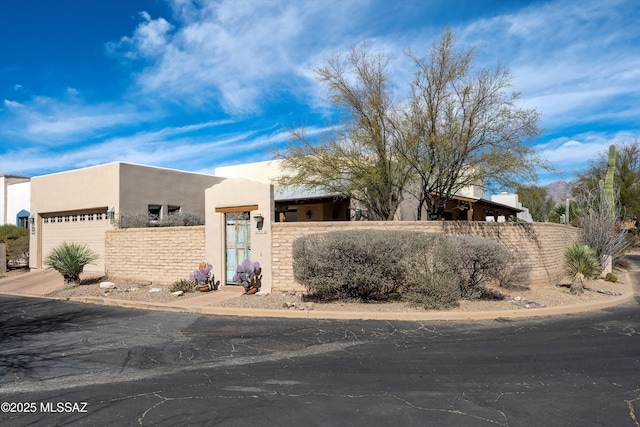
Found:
109,0 -> 378,114
536,130 -> 640,179
0,95 -> 152,143
456,0 -> 640,131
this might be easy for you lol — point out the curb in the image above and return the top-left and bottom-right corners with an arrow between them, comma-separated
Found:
1,270 -> 636,322
55,291 -> 634,321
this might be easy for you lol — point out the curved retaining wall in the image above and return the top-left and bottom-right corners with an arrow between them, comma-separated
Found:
271,221 -> 579,292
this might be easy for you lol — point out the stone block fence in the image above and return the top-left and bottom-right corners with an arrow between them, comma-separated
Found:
270,221 -> 579,292
104,222 -> 579,290
105,226 -> 206,286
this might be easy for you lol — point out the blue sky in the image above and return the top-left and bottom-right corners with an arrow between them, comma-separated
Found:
1,0 -> 639,187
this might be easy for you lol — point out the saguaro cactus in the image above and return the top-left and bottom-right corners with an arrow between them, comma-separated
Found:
604,144 -> 616,217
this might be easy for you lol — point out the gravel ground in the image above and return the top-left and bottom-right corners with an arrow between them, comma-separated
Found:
43,272 -> 631,313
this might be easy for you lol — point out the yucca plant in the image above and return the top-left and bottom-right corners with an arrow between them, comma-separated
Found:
564,242 -> 601,295
45,242 -> 99,288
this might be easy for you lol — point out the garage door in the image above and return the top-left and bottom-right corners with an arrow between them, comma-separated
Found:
41,209 -> 114,272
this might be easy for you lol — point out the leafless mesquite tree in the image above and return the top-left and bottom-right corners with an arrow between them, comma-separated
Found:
576,186 -> 630,267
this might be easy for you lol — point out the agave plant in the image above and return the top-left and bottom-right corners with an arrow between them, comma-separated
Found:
45,242 -> 99,288
564,242 -> 601,295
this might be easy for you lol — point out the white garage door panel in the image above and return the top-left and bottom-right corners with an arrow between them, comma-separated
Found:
41,212 -> 113,272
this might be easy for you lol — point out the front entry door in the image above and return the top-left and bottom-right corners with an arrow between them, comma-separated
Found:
225,212 -> 251,284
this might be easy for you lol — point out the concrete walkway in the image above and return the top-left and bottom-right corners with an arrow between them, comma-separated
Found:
0,268 -> 636,321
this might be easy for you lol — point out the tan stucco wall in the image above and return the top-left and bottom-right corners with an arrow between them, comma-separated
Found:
271,221 -> 580,292
29,162 -> 224,271
29,163 -> 121,270
215,160 -> 283,183
30,163 -> 121,216
206,178 -> 274,292
105,226 -> 206,285
118,163 -> 224,216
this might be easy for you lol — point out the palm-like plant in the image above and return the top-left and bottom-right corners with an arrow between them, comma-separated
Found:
564,242 -> 601,295
45,242 -> 99,288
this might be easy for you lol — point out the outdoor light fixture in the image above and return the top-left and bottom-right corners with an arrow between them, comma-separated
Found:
254,212 -> 264,230
355,208 -> 362,221
305,210 -> 312,219
29,215 -> 35,226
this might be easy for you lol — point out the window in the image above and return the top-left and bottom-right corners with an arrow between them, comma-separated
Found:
148,205 -> 162,220
168,206 -> 181,215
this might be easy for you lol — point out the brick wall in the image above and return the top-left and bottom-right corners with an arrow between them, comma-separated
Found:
105,226 -> 206,286
272,221 -> 579,292
104,221 -> 579,290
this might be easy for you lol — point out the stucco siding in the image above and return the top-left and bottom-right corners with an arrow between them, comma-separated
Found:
118,163 -> 224,216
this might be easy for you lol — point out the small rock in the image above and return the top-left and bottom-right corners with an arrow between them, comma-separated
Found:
305,302 -> 315,310
99,282 -> 116,289
172,290 -> 184,297
149,287 -> 162,293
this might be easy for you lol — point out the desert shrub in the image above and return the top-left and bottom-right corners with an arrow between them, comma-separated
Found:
6,235 -> 29,266
163,212 -> 204,227
0,224 -> 28,241
293,229 -> 419,301
402,236 -> 461,309
442,236 -> 530,298
576,187 -> 630,268
117,212 -> 204,228
170,279 -> 196,293
604,272 -> 618,283
45,242 -> 99,287
117,213 -> 150,229
0,225 -> 29,266
293,230 -> 530,306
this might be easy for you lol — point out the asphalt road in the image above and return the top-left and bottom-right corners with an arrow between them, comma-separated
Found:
1,254 -> 639,427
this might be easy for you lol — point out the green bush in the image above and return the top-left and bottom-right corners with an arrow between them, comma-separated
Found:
604,272 -> 618,283
0,225 -> 29,266
0,224 -> 28,241
45,242 -> 99,287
